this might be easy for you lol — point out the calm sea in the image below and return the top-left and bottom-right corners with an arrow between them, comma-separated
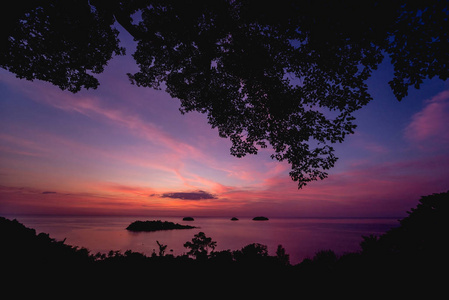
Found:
6,215 -> 399,264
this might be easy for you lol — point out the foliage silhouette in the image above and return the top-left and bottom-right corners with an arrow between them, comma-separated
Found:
1,190 -> 448,295
183,231 -> 217,260
1,1 -> 448,187
156,240 -> 167,257
0,0 -> 125,93
276,244 -> 290,266
360,190 -> 449,263
233,243 -> 268,261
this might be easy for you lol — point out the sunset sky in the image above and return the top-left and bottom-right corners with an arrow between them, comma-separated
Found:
1,26 -> 448,218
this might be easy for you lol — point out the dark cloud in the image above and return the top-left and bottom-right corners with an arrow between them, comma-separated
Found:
160,190 -> 216,201
42,191 -> 57,194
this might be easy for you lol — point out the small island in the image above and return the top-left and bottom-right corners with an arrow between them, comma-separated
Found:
252,216 -> 269,221
231,217 -> 239,221
183,217 -> 195,221
126,220 -> 196,232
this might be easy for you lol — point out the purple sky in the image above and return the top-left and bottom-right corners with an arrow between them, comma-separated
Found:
1,27 -> 448,218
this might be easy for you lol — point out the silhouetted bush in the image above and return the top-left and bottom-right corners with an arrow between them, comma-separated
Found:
1,190 -> 447,295
184,232 -> 217,260
363,192 -> 447,255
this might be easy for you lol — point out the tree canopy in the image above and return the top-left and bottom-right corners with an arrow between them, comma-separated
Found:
1,0 -> 448,188
183,231 -> 217,260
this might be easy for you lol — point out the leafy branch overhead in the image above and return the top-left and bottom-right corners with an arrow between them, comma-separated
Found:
1,0 -> 448,188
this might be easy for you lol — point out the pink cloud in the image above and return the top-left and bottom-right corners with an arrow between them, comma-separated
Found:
1,71 -> 206,161
0,184 -> 201,216
3,69 -> 447,218
347,132 -> 389,154
0,134 -> 50,157
2,70 -> 303,195
218,152 -> 449,217
96,182 -> 156,197
404,90 -> 449,148
2,71 -> 235,181
2,149 -> 447,217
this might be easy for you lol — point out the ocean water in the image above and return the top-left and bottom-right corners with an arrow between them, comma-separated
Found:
6,215 -> 398,264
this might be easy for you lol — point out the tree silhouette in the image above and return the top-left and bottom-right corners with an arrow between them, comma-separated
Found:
233,243 -> 268,263
276,244 -> 290,266
183,232 -> 217,260
1,0 -> 448,187
156,240 -> 167,257
361,190 -> 449,259
0,0 -> 126,92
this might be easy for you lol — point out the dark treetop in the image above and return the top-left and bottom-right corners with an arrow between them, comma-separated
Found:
2,0 -> 448,188
126,220 -> 196,232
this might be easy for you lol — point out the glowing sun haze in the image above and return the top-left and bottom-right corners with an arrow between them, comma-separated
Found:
1,28 -> 448,218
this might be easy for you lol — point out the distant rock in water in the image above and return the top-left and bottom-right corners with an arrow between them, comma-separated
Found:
252,216 -> 269,221
183,217 -> 194,221
126,220 -> 196,232
231,217 -> 239,221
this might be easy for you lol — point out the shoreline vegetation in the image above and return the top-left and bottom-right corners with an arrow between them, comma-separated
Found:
1,191 -> 447,294
126,220 -> 196,232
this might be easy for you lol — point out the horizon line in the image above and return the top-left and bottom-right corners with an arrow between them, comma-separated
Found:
1,213 -> 403,220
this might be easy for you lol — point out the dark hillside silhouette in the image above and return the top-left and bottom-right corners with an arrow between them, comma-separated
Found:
359,191 -> 449,270
1,191 -> 447,295
2,1 -> 448,188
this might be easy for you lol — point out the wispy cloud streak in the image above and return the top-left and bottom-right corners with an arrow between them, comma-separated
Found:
404,90 -> 449,148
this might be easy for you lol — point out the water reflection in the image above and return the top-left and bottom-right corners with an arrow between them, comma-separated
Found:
9,215 -> 398,264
